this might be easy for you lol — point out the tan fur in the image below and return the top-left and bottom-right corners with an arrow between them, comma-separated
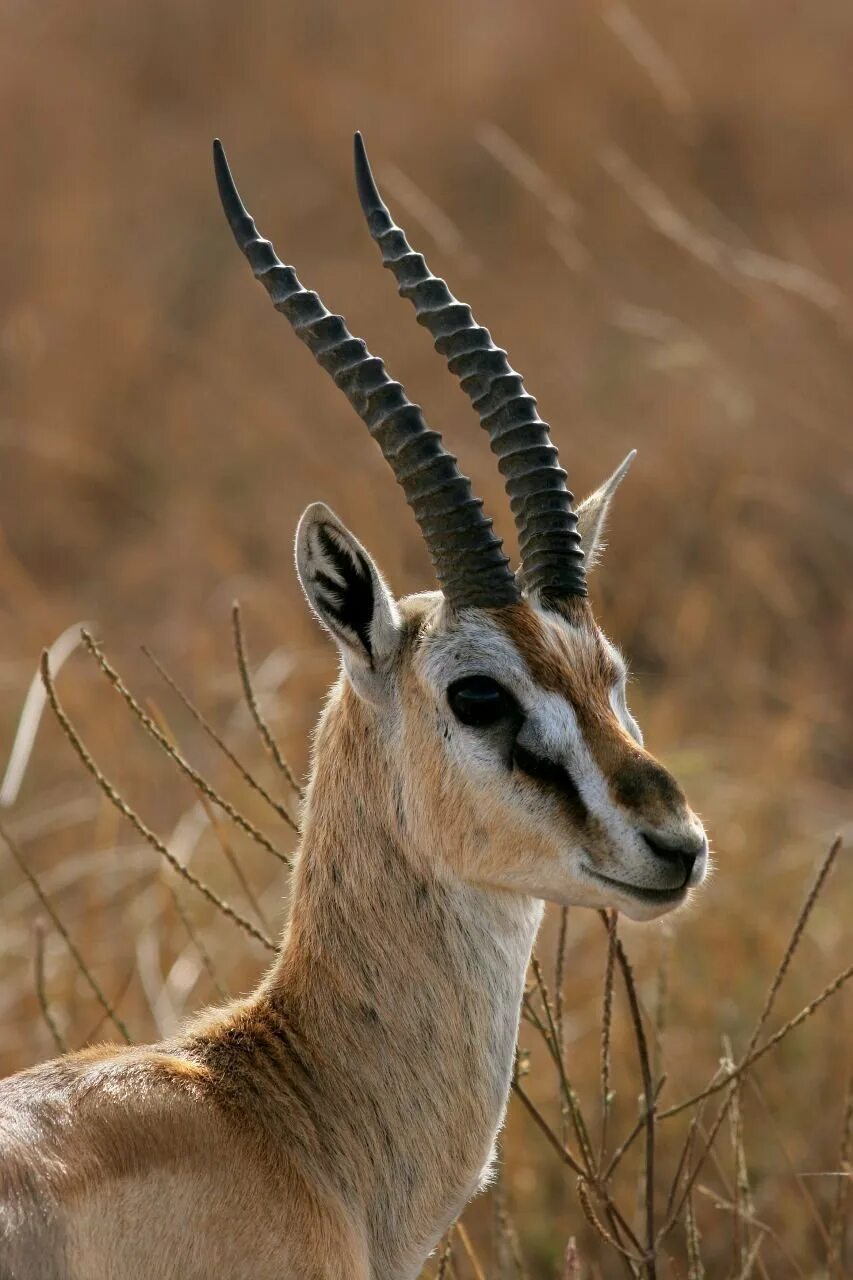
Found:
0,571 -> 705,1277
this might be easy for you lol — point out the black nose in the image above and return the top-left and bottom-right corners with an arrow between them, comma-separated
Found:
641,831 -> 700,883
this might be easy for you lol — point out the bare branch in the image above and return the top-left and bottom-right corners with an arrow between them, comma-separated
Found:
39,651 -> 276,954
81,631 -> 291,868
143,646 -> 299,833
232,604 -> 303,799
0,817 -> 131,1043
33,919 -> 67,1053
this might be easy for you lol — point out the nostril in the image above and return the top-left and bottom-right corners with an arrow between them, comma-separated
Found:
641,832 -> 679,862
641,832 -> 699,882
679,850 -> 697,882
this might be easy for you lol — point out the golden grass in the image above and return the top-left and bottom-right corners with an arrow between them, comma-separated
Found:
0,1 -> 850,1273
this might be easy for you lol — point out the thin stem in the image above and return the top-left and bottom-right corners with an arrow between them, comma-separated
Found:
685,1192 -> 705,1280
0,817 -> 131,1043
510,1077 -> 587,1179
143,646 -> 299,833
554,905 -> 569,1058
604,1076 -> 668,1181
146,698 -> 271,931
652,920 -> 673,1081
40,651 -> 276,954
577,1179 -> 643,1268
232,603 -> 303,798
455,1222 -> 486,1280
599,911 -> 657,1277
165,881 -> 228,1002
659,836 -> 844,1122
659,962 -> 853,1122
531,954 -> 596,1173
81,631 -> 290,868
746,836 -> 842,1058
435,1227 -> 455,1280
34,920 -> 67,1053
599,908 -> 618,1169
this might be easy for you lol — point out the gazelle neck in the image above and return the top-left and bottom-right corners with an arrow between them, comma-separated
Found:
261,683 -> 543,1278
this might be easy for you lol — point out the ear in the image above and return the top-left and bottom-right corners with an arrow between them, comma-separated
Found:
295,503 -> 402,690
576,450 -> 636,570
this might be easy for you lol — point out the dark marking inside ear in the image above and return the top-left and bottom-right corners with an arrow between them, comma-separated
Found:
314,524 -> 375,657
512,743 -> 589,829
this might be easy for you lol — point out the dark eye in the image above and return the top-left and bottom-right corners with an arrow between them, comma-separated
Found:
447,676 -> 516,728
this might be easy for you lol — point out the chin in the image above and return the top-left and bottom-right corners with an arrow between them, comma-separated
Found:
614,885 -> 691,923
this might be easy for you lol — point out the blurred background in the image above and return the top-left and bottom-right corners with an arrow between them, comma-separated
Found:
0,1 -> 850,1274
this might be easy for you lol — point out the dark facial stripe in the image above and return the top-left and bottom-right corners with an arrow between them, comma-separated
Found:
512,742 -> 589,829
495,603 -> 690,827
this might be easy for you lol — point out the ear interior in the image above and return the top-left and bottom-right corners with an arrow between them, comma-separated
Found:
295,504 -> 400,669
576,450 -> 636,570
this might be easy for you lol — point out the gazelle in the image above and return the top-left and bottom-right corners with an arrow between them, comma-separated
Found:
0,134 -> 708,1280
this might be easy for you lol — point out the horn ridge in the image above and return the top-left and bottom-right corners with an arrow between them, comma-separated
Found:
353,131 -> 586,601
213,140 -> 518,611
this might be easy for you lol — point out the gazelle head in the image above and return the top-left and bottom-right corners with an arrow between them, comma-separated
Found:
215,134 -> 708,922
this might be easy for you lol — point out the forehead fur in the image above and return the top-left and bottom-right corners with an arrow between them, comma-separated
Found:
493,602 -> 620,705
397,594 -> 618,705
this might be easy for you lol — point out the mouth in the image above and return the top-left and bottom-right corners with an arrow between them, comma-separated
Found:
581,863 -> 689,907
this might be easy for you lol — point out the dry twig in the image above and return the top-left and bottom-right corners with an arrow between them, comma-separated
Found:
81,631 -> 291,868
599,908 -> 618,1167
599,912 -> 657,1276
0,816 -> 131,1043
232,604 -> 303,799
143,646 -> 299,833
39,652 -> 276,954
34,919 -> 66,1053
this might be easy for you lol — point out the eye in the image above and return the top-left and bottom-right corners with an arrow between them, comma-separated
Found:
447,676 -> 517,728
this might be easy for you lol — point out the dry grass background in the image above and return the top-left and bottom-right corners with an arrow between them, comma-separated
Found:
0,1 -> 850,1275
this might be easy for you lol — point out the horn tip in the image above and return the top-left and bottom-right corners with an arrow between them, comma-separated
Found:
353,130 -> 386,218
212,137 -> 228,179
212,137 -> 249,240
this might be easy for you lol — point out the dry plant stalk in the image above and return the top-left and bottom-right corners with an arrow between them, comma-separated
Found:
164,880 -> 228,1003
19,631 -> 849,1276
454,1221 -> 487,1280
39,651 -> 276,953
145,697 -> 271,932
659,837 -> 848,1240
508,837 -> 848,1275
599,908 -> 618,1166
561,1236 -> 582,1280
0,816 -> 131,1043
554,905 -> 569,1059
80,630 -> 291,868
143,646 -> 299,834
599,911 -> 658,1275
232,603 -> 303,799
434,1227 -> 455,1280
33,919 -> 67,1054
684,1193 -> 704,1279
530,955 -> 595,1173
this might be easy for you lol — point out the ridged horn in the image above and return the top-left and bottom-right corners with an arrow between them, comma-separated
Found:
353,132 -> 586,602
213,140 -> 518,611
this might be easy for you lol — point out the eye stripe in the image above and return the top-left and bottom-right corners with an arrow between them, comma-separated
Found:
512,743 -> 589,828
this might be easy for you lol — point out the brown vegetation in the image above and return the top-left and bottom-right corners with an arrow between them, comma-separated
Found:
0,2 -> 850,1274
